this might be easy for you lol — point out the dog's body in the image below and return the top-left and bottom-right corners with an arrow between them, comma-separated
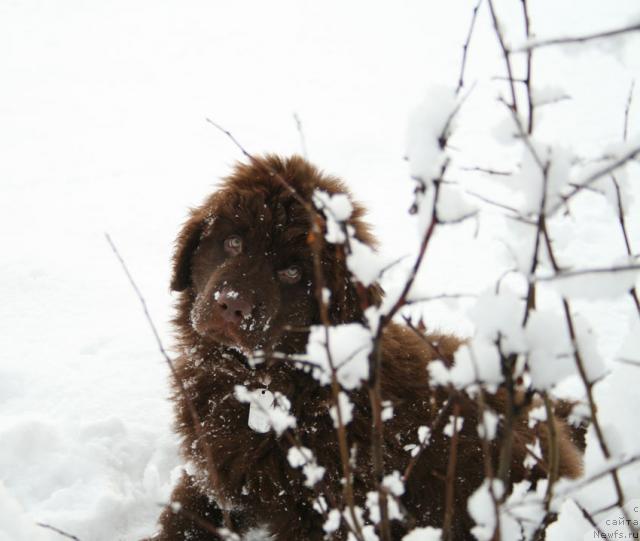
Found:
147,155 -> 583,540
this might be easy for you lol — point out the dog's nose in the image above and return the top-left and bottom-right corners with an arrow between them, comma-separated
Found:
216,289 -> 252,324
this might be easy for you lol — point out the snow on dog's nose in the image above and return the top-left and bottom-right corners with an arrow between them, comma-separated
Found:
215,288 -> 252,325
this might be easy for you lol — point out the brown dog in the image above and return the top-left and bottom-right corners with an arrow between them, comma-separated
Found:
147,155 -> 583,540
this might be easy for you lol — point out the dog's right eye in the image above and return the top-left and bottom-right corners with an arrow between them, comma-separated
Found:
224,235 -> 243,256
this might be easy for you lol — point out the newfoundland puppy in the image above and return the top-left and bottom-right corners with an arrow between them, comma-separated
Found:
146,155 -> 583,541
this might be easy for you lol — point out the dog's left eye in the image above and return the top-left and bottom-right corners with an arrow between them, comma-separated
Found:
224,235 -> 243,256
278,265 -> 302,284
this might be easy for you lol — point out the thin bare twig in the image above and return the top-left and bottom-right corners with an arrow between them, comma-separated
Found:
36,523 -> 81,541
460,165 -> 514,176
521,0 -> 535,134
505,453 -> 640,509
535,263 -> 640,282
531,393 -> 559,540
456,0 -> 484,94
623,80 -> 635,142
403,397 -> 454,482
442,404 -> 461,541
105,234 -> 234,531
293,112 -> 309,160
615,357 -> 640,367
406,293 -> 477,305
205,118 -> 318,217
550,144 -> 640,214
516,22 -> 640,52
614,82 -> 640,318
575,502 -> 608,539
541,223 -> 637,535
487,0 -> 519,111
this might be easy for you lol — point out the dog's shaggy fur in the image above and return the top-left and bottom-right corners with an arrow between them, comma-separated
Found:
147,155 -> 583,541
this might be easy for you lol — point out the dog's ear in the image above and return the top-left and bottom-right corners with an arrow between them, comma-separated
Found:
170,210 -> 206,292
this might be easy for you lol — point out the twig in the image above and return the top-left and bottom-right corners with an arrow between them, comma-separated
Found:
575,502 -> 608,540
535,263 -> 640,282
541,223 -> 638,535
531,393 -> 559,540
521,0 -> 535,134
549,144 -> 640,214
615,357 -> 640,367
623,80 -> 635,142
505,453 -> 640,510
614,82 -> 640,318
456,0 -> 484,94
205,118 -> 319,217
487,0 -> 519,111
403,397 -> 454,482
105,234 -> 234,531
366,103 -> 460,538
557,453 -> 640,500
406,293 -> 477,305
496,341 -> 518,490
36,523 -> 81,541
468,350 -> 502,538
460,165 -> 514,176
293,112 -> 309,160
516,22 -> 640,52
464,189 -> 534,222
441,404 -> 461,541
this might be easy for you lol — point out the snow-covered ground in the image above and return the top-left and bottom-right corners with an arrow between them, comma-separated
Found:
1,1 -> 639,540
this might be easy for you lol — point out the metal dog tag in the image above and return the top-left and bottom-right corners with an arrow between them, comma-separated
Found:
248,388 -> 274,433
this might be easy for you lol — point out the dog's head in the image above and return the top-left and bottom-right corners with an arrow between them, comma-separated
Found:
171,155 -> 382,354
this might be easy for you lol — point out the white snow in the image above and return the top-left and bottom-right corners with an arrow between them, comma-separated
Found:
443,416 -> 464,438
477,410 -> 498,441
382,471 -> 405,497
2,0 -> 640,539
329,392 -> 354,428
323,509 -> 341,534
305,324 -> 372,390
402,526 -> 442,541
286,446 -> 325,488
313,190 -> 354,244
467,480 -> 504,541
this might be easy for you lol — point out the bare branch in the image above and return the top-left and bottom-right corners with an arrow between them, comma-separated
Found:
105,234 -> 234,531
551,144 -> 640,214
616,357 -> 640,367
516,22 -> 640,52
293,112 -> 309,160
403,397 -> 454,482
487,0 -> 519,111
460,165 -> 514,176
406,293 -> 478,305
36,523 -> 81,541
521,0 -> 535,134
456,0 -> 484,94
464,188 -> 532,221
511,453 -> 640,506
623,80 -> 635,142
535,263 -> 640,282
539,220 -> 637,534
575,502 -> 608,539
205,118 -> 319,217
442,404 -> 461,541
613,83 -> 640,318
